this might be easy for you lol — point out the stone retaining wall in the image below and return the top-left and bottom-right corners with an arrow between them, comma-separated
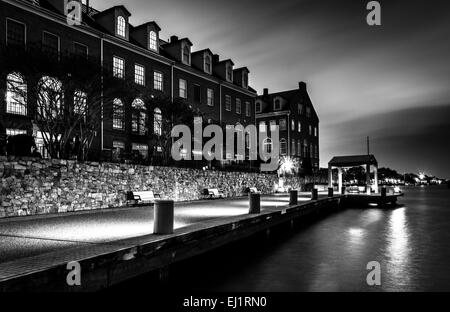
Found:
1,157 -> 305,218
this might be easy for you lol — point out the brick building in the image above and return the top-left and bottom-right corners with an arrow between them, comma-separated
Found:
0,0 -> 257,163
255,82 -> 320,171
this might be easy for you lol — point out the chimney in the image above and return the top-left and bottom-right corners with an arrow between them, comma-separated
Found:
212,54 -> 220,64
263,88 -> 269,96
299,81 -> 307,92
170,35 -> 179,43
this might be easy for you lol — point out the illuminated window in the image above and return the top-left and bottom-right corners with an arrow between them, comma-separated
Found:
113,98 -> 124,130
179,79 -> 187,98
207,88 -> 214,106
134,64 -> 145,86
37,76 -> 63,118
6,128 -> 26,137
259,121 -> 266,133
153,71 -> 163,91
113,56 -> 125,79
183,45 -> 190,64
280,139 -> 287,155
132,98 -> 147,135
270,120 -> 277,131
73,90 -> 87,116
225,95 -> 231,111
236,98 -> 241,114
112,140 -> 125,161
204,55 -> 212,73
314,126 -> 318,137
6,19 -> 26,48
117,16 -> 126,37
291,119 -> 295,131
279,119 -> 287,131
154,108 -> 162,136
298,121 -> 302,133
245,101 -> 251,117
149,31 -> 157,51
132,143 -> 149,159
6,72 -> 27,116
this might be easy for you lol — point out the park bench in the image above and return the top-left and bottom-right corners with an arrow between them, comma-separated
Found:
126,190 -> 161,205
202,188 -> 225,199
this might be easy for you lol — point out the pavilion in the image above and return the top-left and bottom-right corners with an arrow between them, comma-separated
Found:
328,155 -> 379,194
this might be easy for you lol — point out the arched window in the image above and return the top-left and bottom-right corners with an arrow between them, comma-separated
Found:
117,16 -> 126,37
154,108 -> 162,136
274,98 -> 281,111
263,138 -> 272,154
6,72 -> 27,116
255,100 -> 262,113
149,31 -> 157,51
204,55 -> 212,73
280,139 -> 287,155
183,45 -> 190,64
113,98 -> 124,130
37,76 -> 63,118
131,98 -> 147,135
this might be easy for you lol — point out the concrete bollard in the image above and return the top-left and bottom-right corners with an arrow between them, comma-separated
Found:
289,190 -> 298,206
341,186 -> 346,195
328,187 -> 334,197
311,188 -> 318,201
249,193 -> 261,214
153,200 -> 174,235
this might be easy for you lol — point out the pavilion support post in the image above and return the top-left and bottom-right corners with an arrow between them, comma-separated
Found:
374,165 -> 379,194
328,165 -> 333,189
338,167 -> 343,194
366,163 -> 371,195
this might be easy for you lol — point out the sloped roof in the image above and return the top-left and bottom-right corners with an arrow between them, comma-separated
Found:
329,155 -> 378,167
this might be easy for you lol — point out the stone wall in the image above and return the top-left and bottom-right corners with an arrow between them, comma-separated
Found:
0,157 -> 292,219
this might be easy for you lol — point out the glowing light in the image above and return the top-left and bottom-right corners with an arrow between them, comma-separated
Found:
419,172 -> 425,180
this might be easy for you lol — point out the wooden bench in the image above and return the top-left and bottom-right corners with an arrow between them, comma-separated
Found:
126,190 -> 161,205
202,188 -> 225,199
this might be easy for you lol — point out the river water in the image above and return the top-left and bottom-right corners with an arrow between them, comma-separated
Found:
114,185 -> 450,292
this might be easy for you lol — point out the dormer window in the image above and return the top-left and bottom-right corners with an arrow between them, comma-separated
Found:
204,55 -> 212,74
243,72 -> 248,88
117,16 -> 126,37
274,98 -> 282,111
182,45 -> 191,65
226,64 -> 233,82
149,31 -> 157,51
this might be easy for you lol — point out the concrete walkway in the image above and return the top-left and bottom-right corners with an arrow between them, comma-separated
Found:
0,193 -> 315,264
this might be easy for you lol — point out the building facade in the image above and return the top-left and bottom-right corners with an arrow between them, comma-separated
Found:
255,82 -> 320,171
0,0 -> 257,163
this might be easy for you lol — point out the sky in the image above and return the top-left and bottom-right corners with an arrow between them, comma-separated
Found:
94,0 -> 450,178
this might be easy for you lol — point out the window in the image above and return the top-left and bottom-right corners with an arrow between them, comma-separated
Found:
35,130 -> 49,159
298,103 -> 304,115
270,120 -> 277,132
309,125 -> 312,135
154,108 -> 162,136
259,121 -> 266,133
153,71 -> 163,91
303,139 -> 308,157
194,85 -> 201,103
298,121 -> 302,133
134,64 -> 145,86
6,128 -> 26,137
112,141 -> 125,161
6,72 -> 27,116
132,98 -> 147,135
306,107 -> 311,118
113,98 -> 124,130
291,140 -> 296,156
113,56 -> 125,79
74,42 -> 88,59
314,126 -> 318,137
6,19 -> 26,48
279,119 -> 287,131
255,101 -> 262,113
73,90 -> 87,116
297,140 -> 302,156
132,143 -> 149,160
37,76 -> 63,118
243,72 -> 248,88
179,79 -> 187,98
204,55 -> 212,74
117,16 -> 126,37
310,143 -> 314,158
280,139 -> 287,155
225,95 -> 232,111
183,45 -> 190,64
226,64 -> 233,82
263,138 -> 272,153
274,98 -> 281,111
207,88 -> 214,106
245,102 -> 251,117
236,99 -> 241,114
149,31 -> 157,51
42,31 -> 59,57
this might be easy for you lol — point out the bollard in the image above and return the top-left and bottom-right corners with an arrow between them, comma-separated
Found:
381,187 -> 387,198
311,188 -> 318,201
289,190 -> 298,206
153,200 -> 174,235
249,193 -> 261,214
341,186 -> 346,195
328,187 -> 334,197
